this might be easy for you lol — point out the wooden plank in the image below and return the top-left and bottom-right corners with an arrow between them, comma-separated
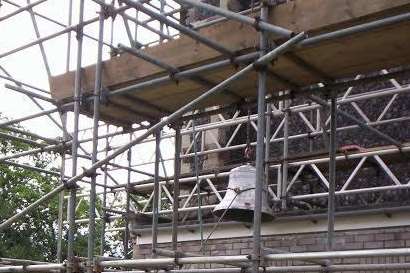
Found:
50,0 -> 410,101
48,0 -> 410,126
127,20 -> 410,116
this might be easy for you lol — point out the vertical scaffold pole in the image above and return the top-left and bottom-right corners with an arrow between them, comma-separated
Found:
100,125 -> 110,256
281,91 -> 289,209
172,123 -> 182,252
327,93 -> 337,251
66,0 -> 73,72
124,133 -> 132,258
57,113 -> 67,263
59,0 -> 73,260
87,4 -> 105,273
152,129 -> 161,257
160,0 -> 165,42
265,97 -> 271,189
67,0 -> 85,271
252,2 -> 268,273
192,117 -> 204,251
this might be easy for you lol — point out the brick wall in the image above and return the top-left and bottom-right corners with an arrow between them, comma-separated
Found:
134,226 -> 410,269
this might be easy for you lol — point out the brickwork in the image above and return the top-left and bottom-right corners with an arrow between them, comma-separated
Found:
134,226 -> 410,270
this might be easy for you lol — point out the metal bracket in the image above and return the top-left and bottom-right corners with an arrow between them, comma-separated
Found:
101,4 -> 117,20
169,71 -> 179,85
168,120 -> 182,130
253,61 -> 268,72
100,88 -> 110,105
66,257 -> 81,273
103,213 -> 112,223
126,185 -> 139,195
94,262 -> 103,273
64,180 -> 79,190
122,124 -> 133,133
82,167 -> 99,178
253,16 -> 262,32
110,47 -> 120,57
75,25 -> 83,41
80,93 -> 91,107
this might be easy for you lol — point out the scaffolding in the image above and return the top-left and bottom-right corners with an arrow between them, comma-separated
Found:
1,0 -> 410,272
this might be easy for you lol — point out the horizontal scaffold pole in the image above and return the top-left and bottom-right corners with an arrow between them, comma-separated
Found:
116,0 -> 235,57
0,108 -> 61,128
0,32 -> 306,232
153,248 -> 250,268
106,12 -> 410,101
100,263 -> 410,273
98,248 -> 410,268
174,0 -> 293,38
0,0 -> 47,22
0,3 -> 135,59
0,263 -> 65,273
4,84 -> 55,103
309,94 -> 403,148
299,12 -> 410,47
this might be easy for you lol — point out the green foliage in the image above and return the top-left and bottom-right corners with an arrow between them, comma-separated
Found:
0,121 -> 122,261
0,125 -> 59,261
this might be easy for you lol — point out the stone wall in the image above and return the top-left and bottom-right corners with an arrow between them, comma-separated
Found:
134,226 -> 410,268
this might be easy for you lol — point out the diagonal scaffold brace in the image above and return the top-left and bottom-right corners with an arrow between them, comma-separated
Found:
0,31 -> 306,232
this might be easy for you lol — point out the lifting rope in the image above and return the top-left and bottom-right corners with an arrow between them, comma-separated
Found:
244,101 -> 253,161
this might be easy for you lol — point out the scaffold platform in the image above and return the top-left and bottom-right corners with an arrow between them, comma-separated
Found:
50,0 -> 410,126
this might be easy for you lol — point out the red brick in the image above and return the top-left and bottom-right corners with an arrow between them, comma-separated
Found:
399,232 -> 410,240
232,242 -> 248,249
375,233 -> 395,241
384,240 -> 405,248
240,248 -> 251,255
298,238 -> 316,245
364,241 -> 384,249
355,234 -> 375,242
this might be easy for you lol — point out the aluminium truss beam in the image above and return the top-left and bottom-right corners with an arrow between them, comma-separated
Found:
0,32 -> 306,233
309,94 -> 402,148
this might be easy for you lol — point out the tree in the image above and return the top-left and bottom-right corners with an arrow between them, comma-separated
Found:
0,124 -> 60,261
0,121 -> 124,261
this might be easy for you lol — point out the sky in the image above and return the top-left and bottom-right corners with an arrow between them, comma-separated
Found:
0,0 -> 175,135
0,0 -> 180,221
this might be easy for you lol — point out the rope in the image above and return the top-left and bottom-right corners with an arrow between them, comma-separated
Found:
245,103 -> 253,161
200,187 -> 255,251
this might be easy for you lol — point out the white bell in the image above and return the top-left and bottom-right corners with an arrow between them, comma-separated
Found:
213,164 -> 274,222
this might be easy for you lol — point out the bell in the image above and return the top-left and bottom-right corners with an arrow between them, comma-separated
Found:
213,164 -> 274,222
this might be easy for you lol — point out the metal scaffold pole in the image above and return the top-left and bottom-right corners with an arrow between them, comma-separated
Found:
252,2 -> 269,273
327,93 -> 337,251
100,125 -> 110,256
281,90 -> 290,209
124,133 -> 133,258
192,117 -> 204,250
172,123 -> 182,252
67,0 -> 85,271
152,129 -> 161,256
0,30 -> 306,236
87,3 -> 105,272
265,97 -> 271,191
57,112 -> 68,263
2,0 -> 410,270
